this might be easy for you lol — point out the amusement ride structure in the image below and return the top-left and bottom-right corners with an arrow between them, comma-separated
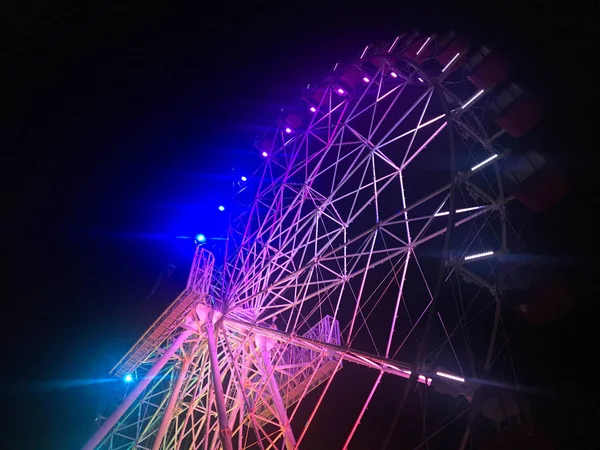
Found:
80,31 -> 571,450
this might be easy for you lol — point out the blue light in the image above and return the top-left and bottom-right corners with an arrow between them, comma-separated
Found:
124,374 -> 133,383
218,205 -> 225,212
241,176 -> 247,182
195,234 -> 206,243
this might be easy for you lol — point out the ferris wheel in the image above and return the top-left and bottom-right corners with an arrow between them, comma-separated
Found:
81,31 -> 570,450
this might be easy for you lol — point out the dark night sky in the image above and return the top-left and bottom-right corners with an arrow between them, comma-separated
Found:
2,1 -> 598,449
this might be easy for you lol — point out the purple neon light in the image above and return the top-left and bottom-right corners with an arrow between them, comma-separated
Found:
309,106 -> 316,113
363,77 -> 370,83
416,36 -> 431,56
337,88 -> 345,95
389,36 -> 400,53
261,151 -> 268,157
360,45 -> 369,59
390,72 -> 398,78
441,52 -> 461,73
285,127 -> 292,134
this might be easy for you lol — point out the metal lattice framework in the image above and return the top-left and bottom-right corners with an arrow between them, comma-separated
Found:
82,33 -> 529,450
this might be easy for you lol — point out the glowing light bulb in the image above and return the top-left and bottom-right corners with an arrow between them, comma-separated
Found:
241,176 -> 247,181
390,72 -> 398,78
309,106 -> 316,113
218,205 -> 225,212
337,88 -> 345,95
195,234 -> 206,243
261,151 -> 268,157
363,77 -> 370,83
285,127 -> 292,133
124,374 -> 133,383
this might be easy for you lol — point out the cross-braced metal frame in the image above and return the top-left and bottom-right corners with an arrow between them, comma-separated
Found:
83,34 -> 527,450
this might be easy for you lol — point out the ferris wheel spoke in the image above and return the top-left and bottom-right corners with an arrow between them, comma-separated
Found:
365,84 -> 430,148
426,294 -> 496,366
378,112 -> 446,151
384,251 -> 411,358
448,273 -> 478,376
367,83 -> 408,141
401,121 -> 448,171
412,406 -> 470,450
387,251 -> 456,365
400,89 -> 435,166
342,371 -> 385,450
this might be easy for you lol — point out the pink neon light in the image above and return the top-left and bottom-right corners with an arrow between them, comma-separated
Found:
285,127 -> 292,133
261,151 -> 268,157
363,77 -> 370,83
418,77 -> 424,82
441,52 -> 461,73
337,88 -> 345,95
435,371 -> 465,383
390,72 -> 398,78
360,45 -> 369,59
309,106 -> 316,113
416,37 -> 431,56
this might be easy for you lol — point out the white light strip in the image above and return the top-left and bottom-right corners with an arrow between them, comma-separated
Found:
464,251 -> 494,261
389,36 -> 400,52
416,37 -> 431,56
333,62 -> 339,71
441,52 -> 461,73
435,371 -> 465,383
461,89 -> 485,109
470,154 -> 498,171
360,45 -> 369,59
434,205 -> 484,217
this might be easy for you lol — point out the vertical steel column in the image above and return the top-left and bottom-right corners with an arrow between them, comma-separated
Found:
205,319 -> 234,450
151,350 -> 194,450
81,329 -> 192,450
259,345 -> 297,450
